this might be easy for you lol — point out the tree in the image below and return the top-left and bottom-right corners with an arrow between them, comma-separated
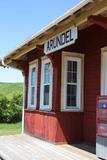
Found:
0,93 -> 22,123
0,94 -> 8,122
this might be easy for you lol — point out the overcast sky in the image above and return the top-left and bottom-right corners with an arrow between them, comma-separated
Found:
0,0 -> 80,82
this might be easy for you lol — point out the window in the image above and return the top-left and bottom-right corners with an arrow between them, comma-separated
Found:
66,60 -> 77,107
61,52 -> 84,111
101,48 -> 107,95
28,61 -> 38,108
40,58 -> 52,110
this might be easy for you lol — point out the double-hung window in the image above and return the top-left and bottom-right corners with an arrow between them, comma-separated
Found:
28,61 -> 38,108
40,58 -> 52,110
66,60 -> 78,107
101,48 -> 107,95
61,52 -> 84,111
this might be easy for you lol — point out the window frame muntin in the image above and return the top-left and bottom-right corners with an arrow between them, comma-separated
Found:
66,60 -> 78,107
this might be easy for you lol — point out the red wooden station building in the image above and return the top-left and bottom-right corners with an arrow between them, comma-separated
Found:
1,0 -> 107,146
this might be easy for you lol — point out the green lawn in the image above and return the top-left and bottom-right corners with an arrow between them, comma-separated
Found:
0,122 -> 22,136
0,82 -> 23,99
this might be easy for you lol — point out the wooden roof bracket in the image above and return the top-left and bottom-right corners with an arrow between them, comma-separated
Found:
36,45 -> 44,53
88,15 -> 107,30
12,60 -> 28,76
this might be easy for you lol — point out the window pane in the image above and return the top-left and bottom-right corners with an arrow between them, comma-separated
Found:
73,72 -> 77,83
67,61 -> 77,83
68,61 -> 73,71
73,61 -> 77,72
67,72 -> 73,83
31,67 -> 36,85
66,84 -> 76,107
43,85 -> 49,105
31,87 -> 35,105
44,63 -> 50,84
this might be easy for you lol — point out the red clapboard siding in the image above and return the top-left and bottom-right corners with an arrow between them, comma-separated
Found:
24,25 -> 107,144
24,111 -> 83,143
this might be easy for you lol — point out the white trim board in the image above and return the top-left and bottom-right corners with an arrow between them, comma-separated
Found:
40,58 -> 53,111
101,48 -> 107,95
27,60 -> 38,109
61,51 -> 84,112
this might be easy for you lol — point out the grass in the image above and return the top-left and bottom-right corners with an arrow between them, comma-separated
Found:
0,82 -> 23,99
0,122 -> 22,136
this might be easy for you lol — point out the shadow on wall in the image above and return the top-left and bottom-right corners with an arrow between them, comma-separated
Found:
55,112 -> 84,144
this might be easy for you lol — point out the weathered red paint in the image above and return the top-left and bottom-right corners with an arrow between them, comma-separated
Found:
48,52 -> 62,112
36,58 -> 41,109
83,25 -> 107,143
97,123 -> 107,137
96,96 -> 107,138
24,24 -> 107,144
97,108 -> 107,122
24,110 -> 83,143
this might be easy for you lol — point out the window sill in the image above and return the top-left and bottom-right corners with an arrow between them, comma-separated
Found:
27,107 -> 36,111
61,108 -> 83,112
40,105 -> 52,111
25,108 -> 56,115
39,108 -> 52,112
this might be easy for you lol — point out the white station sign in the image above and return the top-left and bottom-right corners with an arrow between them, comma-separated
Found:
44,26 -> 78,54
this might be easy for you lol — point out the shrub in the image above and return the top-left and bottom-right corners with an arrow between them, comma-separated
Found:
0,93 -> 22,123
0,94 -> 9,122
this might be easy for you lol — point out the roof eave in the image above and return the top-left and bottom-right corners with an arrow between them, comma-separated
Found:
3,0 -> 94,65
4,0 -> 107,67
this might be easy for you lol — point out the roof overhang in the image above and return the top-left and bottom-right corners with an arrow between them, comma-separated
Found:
3,0 -> 107,68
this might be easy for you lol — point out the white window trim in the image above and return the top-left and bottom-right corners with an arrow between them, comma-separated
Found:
28,60 -> 38,109
40,57 -> 53,111
101,47 -> 107,95
61,51 -> 84,112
